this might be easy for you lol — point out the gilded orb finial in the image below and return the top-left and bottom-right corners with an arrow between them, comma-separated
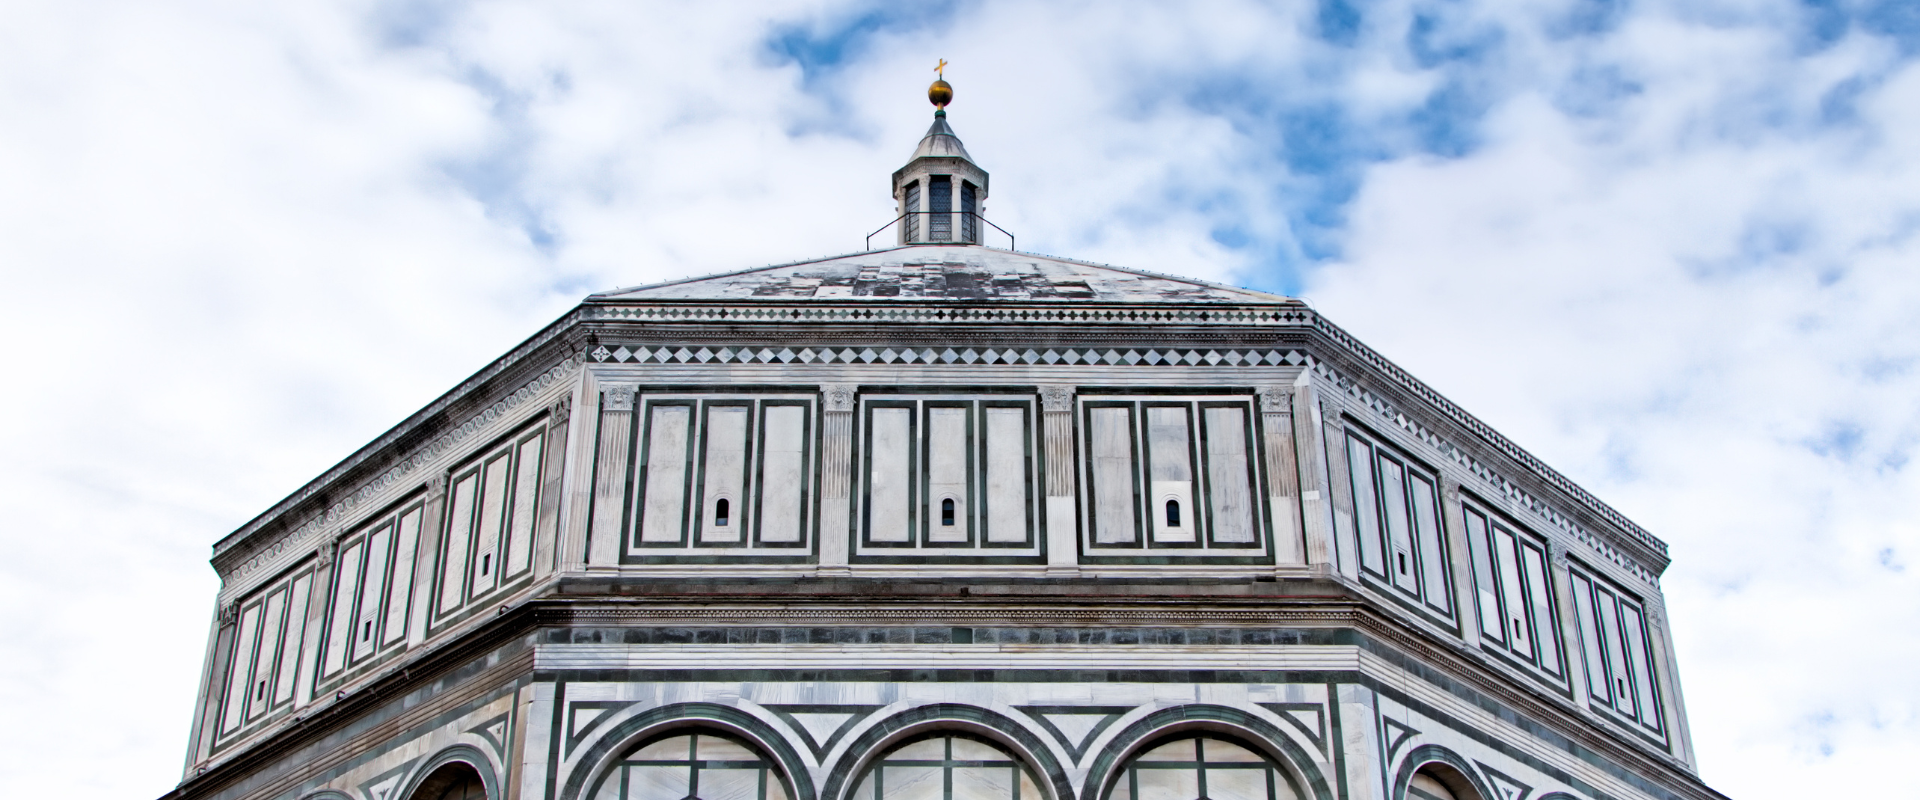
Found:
929,59 -> 952,110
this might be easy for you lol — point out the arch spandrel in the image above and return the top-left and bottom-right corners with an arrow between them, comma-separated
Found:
559,703 -> 816,800
1083,706 -> 1333,800
818,704 -> 1071,800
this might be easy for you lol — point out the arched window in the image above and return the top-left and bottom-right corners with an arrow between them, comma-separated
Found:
942,498 -> 957,527
1165,500 -> 1181,528
852,733 -> 1042,800
409,762 -> 486,800
715,498 -> 730,527
592,732 -> 789,800
1107,736 -> 1300,800
1408,771 -> 1458,800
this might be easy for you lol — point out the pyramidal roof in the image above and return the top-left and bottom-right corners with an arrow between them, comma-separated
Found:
911,111 -> 974,161
593,245 -> 1297,304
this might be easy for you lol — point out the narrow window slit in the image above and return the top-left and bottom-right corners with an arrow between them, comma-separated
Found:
481,553 -> 490,575
1398,553 -> 1408,574
363,620 -> 372,641
941,498 -> 956,526
1165,499 -> 1182,528
715,498 -> 730,527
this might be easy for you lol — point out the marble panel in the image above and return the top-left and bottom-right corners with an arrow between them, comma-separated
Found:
926,406 -> 970,543
507,434 -> 543,574
469,451 -> 512,595
352,523 -> 392,663
439,473 -> 477,613
701,406 -> 750,543
1202,406 -> 1255,544
1147,405 -> 1196,543
380,509 -> 420,647
272,573 -> 310,704
759,405 -> 807,544
984,407 -> 1028,544
868,408 -> 913,543
1090,407 -> 1137,545
640,405 -> 693,544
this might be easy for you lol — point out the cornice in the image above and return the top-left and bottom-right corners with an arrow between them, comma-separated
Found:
1300,317 -> 1671,575
167,590 -> 1722,800
210,307 -> 587,578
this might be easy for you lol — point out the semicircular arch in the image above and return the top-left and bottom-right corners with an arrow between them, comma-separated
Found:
558,702 -> 815,800
398,745 -> 499,800
1392,745 -> 1495,800
820,703 -> 1071,800
1083,705 -> 1333,800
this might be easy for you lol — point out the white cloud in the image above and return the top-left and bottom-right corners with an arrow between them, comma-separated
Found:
0,1 -> 1914,798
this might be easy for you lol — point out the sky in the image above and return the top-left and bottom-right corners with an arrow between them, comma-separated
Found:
1,0 -> 1916,797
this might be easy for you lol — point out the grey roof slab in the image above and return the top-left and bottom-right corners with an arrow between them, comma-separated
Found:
594,245 -> 1297,304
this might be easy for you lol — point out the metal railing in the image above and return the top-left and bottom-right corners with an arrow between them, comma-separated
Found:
866,211 -> 1016,251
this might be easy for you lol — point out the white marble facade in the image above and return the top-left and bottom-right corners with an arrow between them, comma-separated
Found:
166,106 -> 1724,800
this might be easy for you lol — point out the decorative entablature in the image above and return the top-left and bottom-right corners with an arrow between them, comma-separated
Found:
210,354 -> 580,600
586,302 -> 1314,327
1306,315 -> 1669,565
1314,360 -> 1661,587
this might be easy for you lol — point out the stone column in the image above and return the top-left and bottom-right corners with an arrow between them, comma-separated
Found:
1645,601 -> 1700,765
586,385 -> 636,567
1439,476 -> 1484,649
292,536 -> 338,707
1546,542 -> 1584,701
1259,387 -> 1305,567
404,473 -> 448,649
1290,375 -> 1340,574
532,395 -> 572,580
185,602 -> 238,769
816,384 -> 855,576
1041,386 -> 1079,573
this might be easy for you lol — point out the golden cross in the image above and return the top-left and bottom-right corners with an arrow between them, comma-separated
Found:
935,59 -> 948,78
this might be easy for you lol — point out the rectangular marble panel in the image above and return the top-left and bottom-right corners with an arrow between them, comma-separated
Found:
469,451 -> 512,596
1408,474 -> 1450,613
1492,523 -> 1532,658
1345,435 -> 1384,575
1621,600 -> 1660,730
322,539 -> 362,676
1090,406 -> 1138,545
221,602 -> 262,733
1570,572 -> 1611,702
439,473 -> 477,614
507,433 -> 543,574
1147,405 -> 1195,543
1520,542 -> 1560,674
700,405 -> 749,543
1596,585 -> 1635,718
1378,456 -> 1418,594
381,509 -> 420,647
984,406 -> 1028,544
274,573 -> 310,705
1203,406 -> 1255,544
1464,509 -> 1504,642
639,405 -> 693,544
351,523 -> 392,663
867,407 -> 913,543
926,405 -> 970,543
758,404 -> 807,544
245,588 -> 285,720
